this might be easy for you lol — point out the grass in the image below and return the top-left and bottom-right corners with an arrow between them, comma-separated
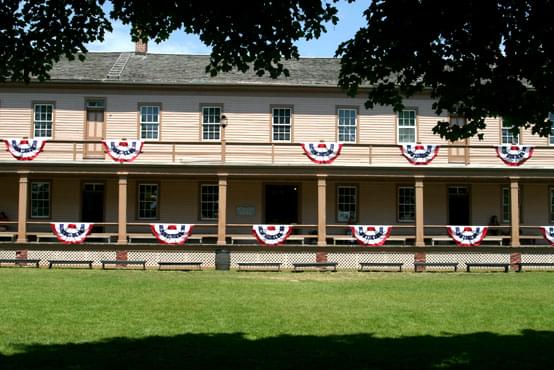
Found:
0,269 -> 553,369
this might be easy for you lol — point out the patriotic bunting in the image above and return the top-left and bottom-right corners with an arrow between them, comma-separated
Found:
301,142 -> 343,164
150,224 -> 194,245
540,226 -> 554,246
3,138 -> 46,160
496,145 -> 534,166
252,225 -> 293,246
400,144 -> 440,165
102,139 -> 144,162
50,223 -> 94,244
447,226 -> 488,247
350,225 -> 392,246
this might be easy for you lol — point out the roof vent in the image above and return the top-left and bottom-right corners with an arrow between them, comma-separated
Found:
106,53 -> 132,80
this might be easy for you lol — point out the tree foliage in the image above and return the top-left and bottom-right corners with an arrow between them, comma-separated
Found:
1,0 -> 553,141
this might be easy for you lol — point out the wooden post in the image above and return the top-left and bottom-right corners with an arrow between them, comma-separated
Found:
220,125 -> 226,163
217,175 -> 228,245
16,173 -> 28,243
117,174 -> 128,245
510,177 -> 521,270
415,178 -> 425,247
317,175 -> 327,247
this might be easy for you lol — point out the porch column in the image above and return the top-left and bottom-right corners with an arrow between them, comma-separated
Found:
510,177 -> 521,269
217,175 -> 227,245
317,175 -> 327,246
414,177 -> 426,270
16,173 -> 28,244
117,174 -> 128,245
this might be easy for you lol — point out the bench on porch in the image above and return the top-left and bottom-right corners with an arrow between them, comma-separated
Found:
229,234 -> 309,245
515,262 -> 554,272
100,260 -> 146,270
466,262 -> 510,272
292,262 -> 338,272
157,261 -> 203,270
48,260 -> 93,269
31,232 -> 114,243
237,262 -> 282,271
519,236 -> 548,245
0,258 -> 41,268
414,262 -> 459,272
430,236 -> 506,246
0,232 -> 17,242
331,235 -> 411,246
359,262 -> 404,272
127,233 -> 205,244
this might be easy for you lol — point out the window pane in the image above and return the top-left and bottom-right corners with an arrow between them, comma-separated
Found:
272,108 -> 291,142
31,182 -> 50,218
200,184 -> 219,219
338,109 -> 356,143
202,106 -> 221,141
502,187 -> 511,223
337,186 -> 357,222
33,104 -> 53,138
398,187 -> 415,222
501,120 -> 519,144
398,110 -> 416,143
140,106 -> 160,139
138,184 -> 158,218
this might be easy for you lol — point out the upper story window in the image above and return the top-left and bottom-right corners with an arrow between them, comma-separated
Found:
272,107 -> 292,142
449,116 -> 466,127
137,183 -> 159,219
548,113 -> 554,145
30,181 -> 51,218
86,99 -> 105,110
397,110 -> 416,143
338,108 -> 357,143
140,105 -> 160,140
202,106 -> 221,141
33,104 -> 53,138
501,119 -> 519,144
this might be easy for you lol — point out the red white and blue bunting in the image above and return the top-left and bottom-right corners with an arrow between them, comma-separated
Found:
102,139 -> 144,162
301,142 -> 343,164
350,225 -> 392,246
50,223 -> 94,244
496,145 -> 534,166
400,144 -> 440,165
150,224 -> 194,245
447,226 -> 488,247
252,225 -> 293,246
540,226 -> 554,246
3,138 -> 46,160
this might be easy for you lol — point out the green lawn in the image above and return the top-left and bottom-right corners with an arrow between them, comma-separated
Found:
0,269 -> 553,369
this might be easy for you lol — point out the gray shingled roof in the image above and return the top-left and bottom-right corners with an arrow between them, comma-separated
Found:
48,52 -> 342,87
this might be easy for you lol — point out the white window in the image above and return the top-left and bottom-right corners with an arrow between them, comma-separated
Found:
202,106 -> 221,141
548,113 -> 554,145
33,104 -> 53,138
449,116 -> 466,127
501,120 -> 519,144
337,186 -> 357,222
338,108 -> 357,143
140,105 -> 160,140
398,110 -> 416,143
138,183 -> 159,219
30,182 -> 50,218
200,184 -> 218,220
398,186 -> 415,222
272,107 -> 291,142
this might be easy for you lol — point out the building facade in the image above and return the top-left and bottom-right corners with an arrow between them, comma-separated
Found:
1,47 -> 553,270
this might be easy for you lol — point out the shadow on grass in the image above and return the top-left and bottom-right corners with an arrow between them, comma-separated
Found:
1,330 -> 552,369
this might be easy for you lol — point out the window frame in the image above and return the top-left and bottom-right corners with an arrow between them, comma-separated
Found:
138,103 -> 161,141
270,105 -> 293,143
32,102 -> 55,139
199,183 -> 219,221
29,180 -> 51,219
548,113 -> 554,146
200,104 -> 223,142
336,106 -> 358,143
501,119 -> 520,145
136,182 -> 160,220
397,185 -> 416,223
397,109 -> 417,144
336,185 -> 358,223
501,186 -> 511,224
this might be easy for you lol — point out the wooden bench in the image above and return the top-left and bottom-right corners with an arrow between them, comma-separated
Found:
32,232 -> 113,243
359,262 -> 404,272
229,234 -> 308,245
0,258 -> 41,268
515,262 -> 554,272
127,233 -> 204,244
332,235 -> 410,246
430,236 -> 506,246
519,236 -> 548,245
237,262 -> 282,271
0,231 -> 16,242
101,260 -> 146,270
158,261 -> 203,270
292,262 -> 338,272
466,263 -> 509,272
48,260 -> 93,269
414,262 -> 458,272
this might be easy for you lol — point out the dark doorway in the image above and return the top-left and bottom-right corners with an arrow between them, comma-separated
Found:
448,186 -> 470,225
82,183 -> 104,231
265,185 -> 299,224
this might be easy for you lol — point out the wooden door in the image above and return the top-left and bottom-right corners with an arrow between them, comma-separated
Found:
84,109 -> 104,158
448,139 -> 468,163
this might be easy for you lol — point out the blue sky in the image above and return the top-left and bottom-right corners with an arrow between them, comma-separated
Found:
87,1 -> 368,57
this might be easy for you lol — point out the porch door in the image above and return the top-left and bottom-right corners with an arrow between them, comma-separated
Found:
448,139 -> 468,163
448,186 -> 470,225
265,185 -> 299,224
82,183 -> 104,231
84,108 -> 105,158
